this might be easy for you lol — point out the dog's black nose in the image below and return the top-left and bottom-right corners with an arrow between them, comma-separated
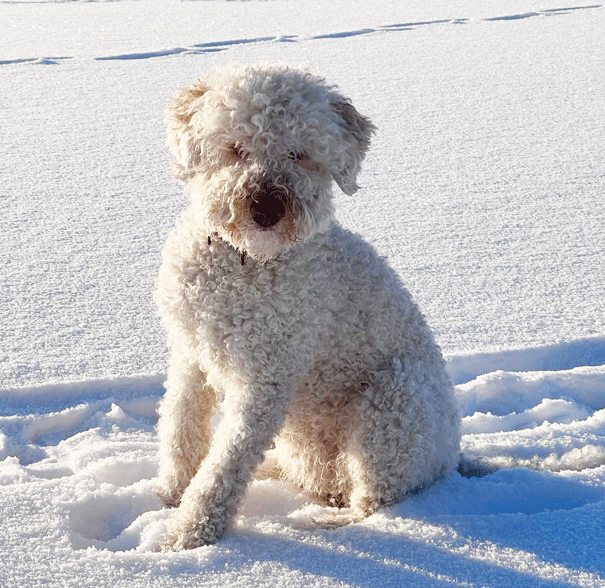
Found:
249,189 -> 287,228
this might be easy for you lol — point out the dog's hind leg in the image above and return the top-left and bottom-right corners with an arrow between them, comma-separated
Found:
156,351 -> 218,507
344,362 -> 439,520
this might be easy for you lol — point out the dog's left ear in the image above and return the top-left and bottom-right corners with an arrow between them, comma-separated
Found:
330,99 -> 376,195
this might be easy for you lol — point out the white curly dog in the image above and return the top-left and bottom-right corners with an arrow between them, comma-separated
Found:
155,63 -> 460,551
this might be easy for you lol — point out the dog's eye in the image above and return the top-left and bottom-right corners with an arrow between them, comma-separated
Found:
291,152 -> 322,173
230,144 -> 246,160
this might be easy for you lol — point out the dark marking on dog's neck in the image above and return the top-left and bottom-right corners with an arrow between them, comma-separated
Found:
206,232 -> 248,266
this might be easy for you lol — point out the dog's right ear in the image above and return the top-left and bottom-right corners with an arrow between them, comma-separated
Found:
165,81 -> 209,182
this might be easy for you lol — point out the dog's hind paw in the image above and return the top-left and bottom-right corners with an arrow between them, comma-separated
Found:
308,507 -> 367,529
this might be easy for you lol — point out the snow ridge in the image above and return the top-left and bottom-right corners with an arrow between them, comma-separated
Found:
1,5 -> 601,65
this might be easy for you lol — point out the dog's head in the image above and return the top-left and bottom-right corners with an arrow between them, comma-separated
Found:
166,63 -> 375,261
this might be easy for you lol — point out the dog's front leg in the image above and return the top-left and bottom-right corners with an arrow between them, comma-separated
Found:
156,351 -> 218,508
159,379 -> 290,551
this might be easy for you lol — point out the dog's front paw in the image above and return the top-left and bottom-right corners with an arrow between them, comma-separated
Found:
158,528 -> 197,552
155,475 -> 190,508
159,511 -> 219,552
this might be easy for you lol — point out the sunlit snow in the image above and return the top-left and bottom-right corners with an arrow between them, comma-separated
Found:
1,1 -> 604,586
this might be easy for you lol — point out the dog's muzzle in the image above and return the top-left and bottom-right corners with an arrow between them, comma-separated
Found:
249,181 -> 289,229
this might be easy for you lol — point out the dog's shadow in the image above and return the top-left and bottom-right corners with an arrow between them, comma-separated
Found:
232,467 -> 605,586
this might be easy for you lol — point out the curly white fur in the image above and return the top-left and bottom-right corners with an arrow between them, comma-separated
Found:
155,63 -> 460,551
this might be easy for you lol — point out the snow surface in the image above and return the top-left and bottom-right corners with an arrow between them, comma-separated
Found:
1,1 -> 605,586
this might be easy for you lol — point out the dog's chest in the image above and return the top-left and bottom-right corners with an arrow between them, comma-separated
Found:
167,237 -> 334,364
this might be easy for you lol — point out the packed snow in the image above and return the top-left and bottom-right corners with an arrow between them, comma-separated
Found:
1,0 -> 604,586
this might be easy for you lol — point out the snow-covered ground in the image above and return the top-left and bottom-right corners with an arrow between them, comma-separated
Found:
1,1 -> 604,586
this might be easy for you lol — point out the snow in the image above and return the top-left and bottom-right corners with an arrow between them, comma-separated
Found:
1,0 -> 604,586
